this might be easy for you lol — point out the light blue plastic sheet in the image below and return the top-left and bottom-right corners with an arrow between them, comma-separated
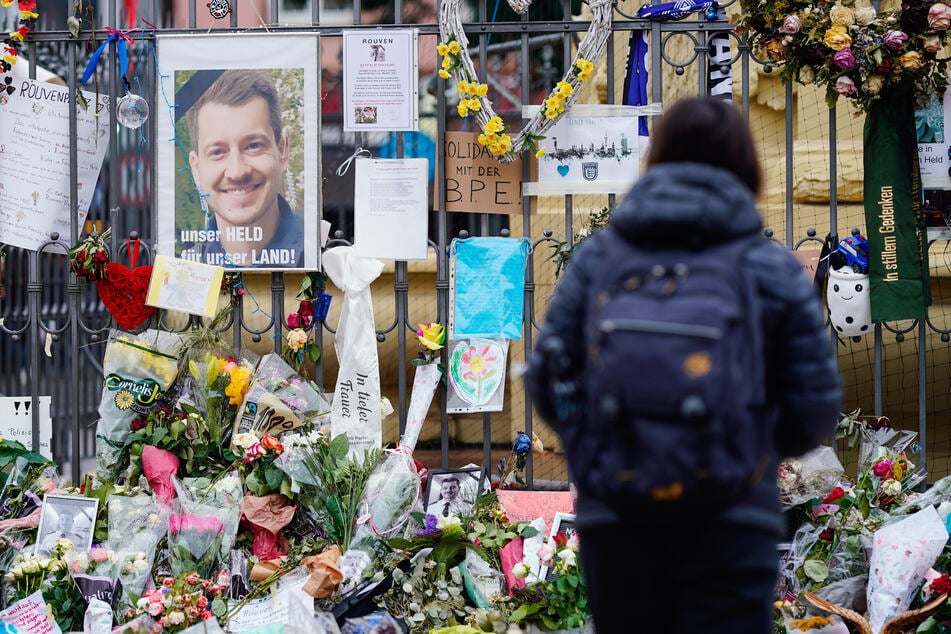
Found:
450,237 -> 530,340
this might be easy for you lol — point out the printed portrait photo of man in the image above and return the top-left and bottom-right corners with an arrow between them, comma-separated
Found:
174,68 -> 306,269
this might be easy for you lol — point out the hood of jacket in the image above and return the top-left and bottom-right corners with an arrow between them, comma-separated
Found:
611,162 -> 763,248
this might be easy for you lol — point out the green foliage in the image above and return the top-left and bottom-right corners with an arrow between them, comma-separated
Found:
548,205 -> 613,278
289,432 -> 383,553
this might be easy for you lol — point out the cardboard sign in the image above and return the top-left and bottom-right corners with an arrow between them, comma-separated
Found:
0,397 -> 53,459
441,132 -> 527,214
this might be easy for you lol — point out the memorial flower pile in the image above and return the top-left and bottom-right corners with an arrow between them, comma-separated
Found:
0,328 -> 598,634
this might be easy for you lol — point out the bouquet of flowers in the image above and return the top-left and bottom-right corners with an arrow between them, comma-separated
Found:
737,0 -> 951,111
95,329 -> 183,483
855,426 -> 925,512
233,433 -> 290,498
127,571 -> 229,634
177,472 -> 244,565
186,352 -> 256,449
275,427 -> 382,554
508,531 -> 589,631
62,544 -> 121,605
231,354 -> 331,448
2,551 -> 62,601
167,513 -> 226,579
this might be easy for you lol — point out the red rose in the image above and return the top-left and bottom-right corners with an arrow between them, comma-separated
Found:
822,486 -> 845,503
553,532 -> 568,548
819,528 -> 834,540
131,417 -> 147,431
931,573 -> 951,595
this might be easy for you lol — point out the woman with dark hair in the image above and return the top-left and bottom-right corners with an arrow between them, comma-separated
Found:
525,96 -> 841,633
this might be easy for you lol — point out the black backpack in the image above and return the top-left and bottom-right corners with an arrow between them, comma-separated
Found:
572,227 -> 770,513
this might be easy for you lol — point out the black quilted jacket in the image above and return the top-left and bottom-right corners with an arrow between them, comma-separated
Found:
525,162 -> 843,531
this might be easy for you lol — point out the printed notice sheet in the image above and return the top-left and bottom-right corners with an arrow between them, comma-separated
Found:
342,29 -> 418,131
353,158 -> 429,260
0,79 -> 110,251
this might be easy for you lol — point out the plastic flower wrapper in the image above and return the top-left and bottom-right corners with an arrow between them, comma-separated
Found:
141,445 -> 180,507
855,426 -> 926,512
350,444 -> 421,549
167,512 -> 226,580
184,352 -> 258,449
107,493 -> 168,608
0,451 -> 58,522
62,544 -> 121,605
95,329 -> 183,483
239,493 -> 296,561
784,487 -> 882,596
867,505 -> 948,634
230,353 -> 331,450
275,427 -> 382,554
174,474 -> 243,568
778,445 -> 845,507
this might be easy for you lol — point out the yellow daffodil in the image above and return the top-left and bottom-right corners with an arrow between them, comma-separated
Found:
441,56 -> 452,69
438,69 -> 450,79
535,148 -> 546,158
467,98 -> 481,111
476,83 -> 489,97
437,43 -> 449,56
457,102 -> 469,117
448,40 -> 461,54
457,79 -> 469,94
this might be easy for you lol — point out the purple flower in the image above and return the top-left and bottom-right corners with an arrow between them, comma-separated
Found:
833,48 -> 856,69
883,30 -> 909,49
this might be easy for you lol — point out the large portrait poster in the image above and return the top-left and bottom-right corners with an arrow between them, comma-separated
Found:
156,34 -> 321,271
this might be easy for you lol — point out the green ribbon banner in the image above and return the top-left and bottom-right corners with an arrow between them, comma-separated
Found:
862,82 -> 931,323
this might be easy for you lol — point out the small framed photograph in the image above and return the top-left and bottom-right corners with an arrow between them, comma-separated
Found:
425,467 -> 484,517
540,511 -> 578,580
35,494 -> 98,556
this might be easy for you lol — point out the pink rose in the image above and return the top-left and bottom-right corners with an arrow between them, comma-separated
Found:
834,76 -> 857,95
90,547 -> 109,563
286,312 -> 301,329
928,2 -> 951,29
780,15 -> 801,34
872,459 -> 893,477
883,30 -> 909,49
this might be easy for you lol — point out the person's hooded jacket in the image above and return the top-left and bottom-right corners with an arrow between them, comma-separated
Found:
525,162 -> 842,533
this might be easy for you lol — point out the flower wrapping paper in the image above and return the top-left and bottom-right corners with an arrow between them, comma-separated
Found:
867,505 -> 948,634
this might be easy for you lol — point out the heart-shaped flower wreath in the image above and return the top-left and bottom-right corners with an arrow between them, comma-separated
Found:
437,0 -> 614,163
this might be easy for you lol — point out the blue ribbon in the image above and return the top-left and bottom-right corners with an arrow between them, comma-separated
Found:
81,34 -> 128,85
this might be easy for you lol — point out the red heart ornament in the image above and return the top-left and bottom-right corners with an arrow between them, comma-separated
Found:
96,262 -> 158,330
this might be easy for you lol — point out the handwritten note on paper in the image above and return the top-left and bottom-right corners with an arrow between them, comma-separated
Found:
0,590 -> 62,634
0,79 -> 111,251
146,255 -> 225,317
